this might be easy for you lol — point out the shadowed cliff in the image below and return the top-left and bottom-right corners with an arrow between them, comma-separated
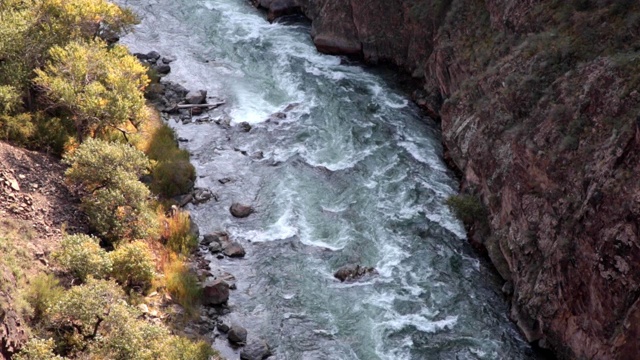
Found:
252,0 -> 640,359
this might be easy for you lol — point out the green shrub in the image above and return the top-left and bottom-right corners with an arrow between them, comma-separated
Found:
146,125 -> 195,198
109,241 -> 155,291
13,338 -> 65,360
54,234 -> 112,281
63,138 -> 150,192
165,210 -> 198,256
151,159 -> 195,198
164,258 -> 201,316
24,273 -> 64,320
164,336 -> 216,360
445,194 -> 487,226
81,175 -> 159,242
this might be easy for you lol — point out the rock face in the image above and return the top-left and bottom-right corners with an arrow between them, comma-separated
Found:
255,1 -> 640,359
202,279 -> 230,306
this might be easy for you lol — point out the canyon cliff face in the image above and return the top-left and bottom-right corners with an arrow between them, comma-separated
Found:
252,0 -> 640,359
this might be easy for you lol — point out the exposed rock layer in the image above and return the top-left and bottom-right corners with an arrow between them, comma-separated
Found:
251,1 -> 640,359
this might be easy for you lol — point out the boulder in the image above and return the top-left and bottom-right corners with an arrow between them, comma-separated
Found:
154,63 -> 171,75
146,51 -> 161,62
186,90 -> 207,104
192,188 -> 215,204
228,324 -> 248,344
162,55 -> 177,64
333,264 -> 377,282
208,241 -> 223,254
241,339 -> 271,360
230,203 -> 254,218
223,241 -> 246,258
216,321 -> 230,333
238,122 -> 252,132
202,279 -> 229,305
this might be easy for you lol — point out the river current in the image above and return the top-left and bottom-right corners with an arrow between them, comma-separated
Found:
116,0 -> 540,359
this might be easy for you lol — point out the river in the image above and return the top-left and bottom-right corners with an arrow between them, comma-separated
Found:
116,0 -> 540,359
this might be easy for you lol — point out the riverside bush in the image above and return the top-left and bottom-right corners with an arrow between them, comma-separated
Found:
54,234 -> 112,281
164,257 -> 202,316
445,194 -> 486,226
165,210 -> 198,256
110,241 -> 155,291
145,124 -> 195,197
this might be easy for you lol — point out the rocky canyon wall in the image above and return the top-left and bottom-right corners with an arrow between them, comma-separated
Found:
252,0 -> 640,359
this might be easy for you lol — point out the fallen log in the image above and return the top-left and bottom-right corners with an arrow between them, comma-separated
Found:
176,101 -> 225,109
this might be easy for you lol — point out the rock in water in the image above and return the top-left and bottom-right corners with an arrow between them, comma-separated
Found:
202,279 -> 229,305
185,90 -> 207,104
241,339 -> 271,360
228,324 -> 248,344
333,264 -> 377,282
238,122 -> 252,132
230,203 -> 254,218
223,241 -> 246,258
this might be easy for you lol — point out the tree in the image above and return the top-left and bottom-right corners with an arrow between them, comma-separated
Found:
34,40 -> 149,140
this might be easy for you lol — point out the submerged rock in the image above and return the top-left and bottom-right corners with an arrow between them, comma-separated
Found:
241,339 -> 271,360
230,203 -> 254,218
333,264 -> 377,282
202,279 -> 229,306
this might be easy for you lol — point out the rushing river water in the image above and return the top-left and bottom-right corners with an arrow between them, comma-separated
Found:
116,0 -> 541,359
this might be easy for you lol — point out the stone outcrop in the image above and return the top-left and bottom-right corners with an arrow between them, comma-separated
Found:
252,1 -> 640,359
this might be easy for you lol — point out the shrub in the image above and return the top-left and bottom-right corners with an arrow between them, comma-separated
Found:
13,338 -> 65,360
24,273 -> 64,320
109,241 -> 155,291
63,138 -> 150,192
445,194 -> 487,226
53,234 -> 112,281
46,278 -> 124,339
81,174 -> 159,242
145,124 -> 195,198
34,40 -> 149,141
164,210 -> 198,256
163,336 -> 216,360
164,257 -> 201,316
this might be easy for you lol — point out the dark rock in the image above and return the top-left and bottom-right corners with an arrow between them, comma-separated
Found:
216,254 -> 225,260
202,279 -> 229,306
134,52 -> 149,61
178,137 -> 189,142
238,122 -> 252,132
241,339 -> 271,360
230,203 -> 254,218
186,90 -> 207,104
229,283 -> 237,290
191,107 -> 203,115
145,83 -> 165,101
283,102 -> 300,112
146,51 -> 161,62
223,241 -> 246,258
228,324 -> 248,344
217,321 -> 230,333
154,63 -> 171,75
251,151 -> 264,160
174,193 -> 193,207
333,264 -> 377,282
208,241 -> 223,253
218,177 -> 232,184
162,55 -> 177,64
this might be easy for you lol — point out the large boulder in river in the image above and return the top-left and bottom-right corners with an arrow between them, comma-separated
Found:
241,339 -> 271,360
185,90 -> 207,104
228,324 -> 248,344
202,279 -> 229,305
333,264 -> 377,282
230,203 -> 254,218
223,241 -> 246,258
